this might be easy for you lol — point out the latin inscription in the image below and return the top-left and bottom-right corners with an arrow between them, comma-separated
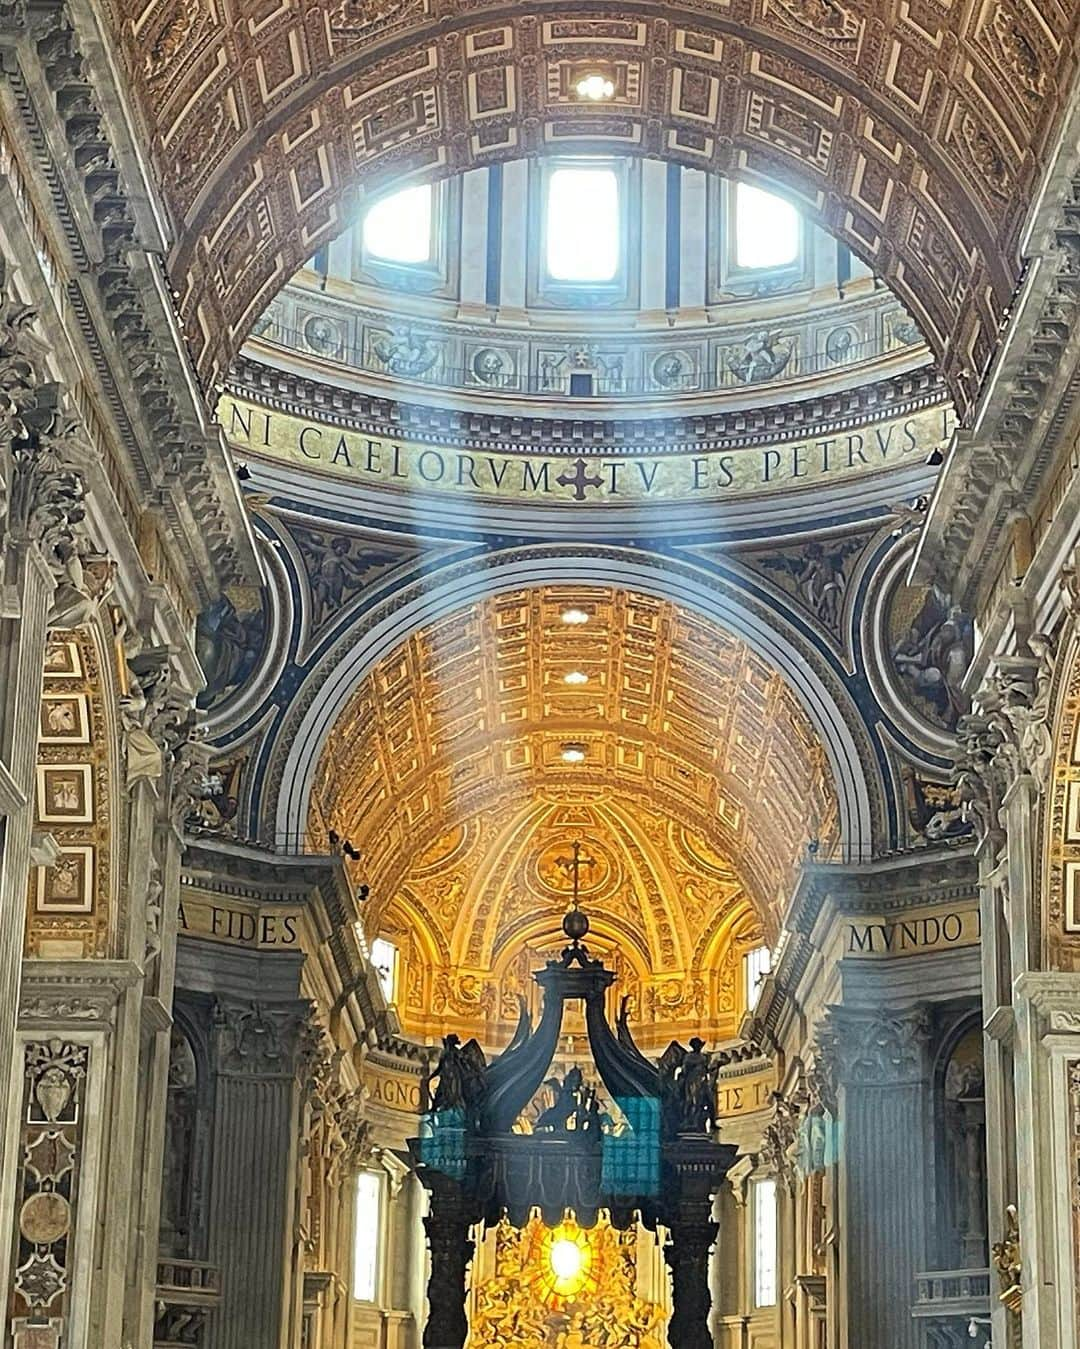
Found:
715,1069 -> 775,1118
845,907 -> 981,957
221,397 -> 956,505
178,897 -> 300,948
364,1065 -> 423,1113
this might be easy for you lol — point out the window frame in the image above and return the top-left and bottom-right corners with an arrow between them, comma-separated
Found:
744,944 -> 772,1014
751,1174 -> 779,1309
528,156 -> 639,310
352,1168 -> 385,1304
709,178 -> 810,301
370,936 -> 399,1006
354,178 -> 458,296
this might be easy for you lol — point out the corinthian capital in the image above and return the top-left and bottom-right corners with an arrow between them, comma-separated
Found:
953,711 -> 1007,854
816,1006 -> 931,1087
0,262 -> 96,582
970,632 -> 1058,794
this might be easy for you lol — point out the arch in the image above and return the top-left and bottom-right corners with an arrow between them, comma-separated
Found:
269,548 -> 879,867
106,1 -> 1080,416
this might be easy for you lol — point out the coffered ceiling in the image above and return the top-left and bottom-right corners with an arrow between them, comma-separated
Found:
106,0 -> 1079,418
308,586 -> 839,1040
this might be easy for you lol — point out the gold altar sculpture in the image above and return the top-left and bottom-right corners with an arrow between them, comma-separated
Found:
466,1215 -> 667,1349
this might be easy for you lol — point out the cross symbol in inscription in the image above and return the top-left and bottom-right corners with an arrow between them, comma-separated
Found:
556,459 -> 604,501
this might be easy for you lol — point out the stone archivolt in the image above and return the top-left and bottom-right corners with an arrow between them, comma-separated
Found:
102,0 -> 1079,416
309,584 -> 838,1046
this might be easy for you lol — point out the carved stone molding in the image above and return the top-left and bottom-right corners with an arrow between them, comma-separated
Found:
0,257 -> 89,580
18,959 -> 142,1027
2,0 -> 258,599
952,711 -> 1008,860
759,1092 -> 801,1192
965,633 -> 1058,800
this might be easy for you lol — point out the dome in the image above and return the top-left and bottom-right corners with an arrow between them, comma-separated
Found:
247,157 -> 930,415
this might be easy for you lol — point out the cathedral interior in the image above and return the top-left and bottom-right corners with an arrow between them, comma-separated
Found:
2,2 -> 1080,1347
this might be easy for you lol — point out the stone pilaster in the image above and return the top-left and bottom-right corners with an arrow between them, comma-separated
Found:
819,1005 -> 932,1349
206,999 -> 311,1349
0,257 -> 92,1302
11,961 -> 142,1348
1008,977 -> 1080,1349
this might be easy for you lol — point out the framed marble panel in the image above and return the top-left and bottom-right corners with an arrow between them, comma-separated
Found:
36,848 -> 95,914
36,766 -> 93,825
39,695 -> 90,745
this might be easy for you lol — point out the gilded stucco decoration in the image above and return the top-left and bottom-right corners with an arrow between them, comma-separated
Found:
466,1216 -> 667,1347
103,0 -> 1080,415
309,586 -> 839,1047
1041,631 -> 1080,969
27,632 -> 116,958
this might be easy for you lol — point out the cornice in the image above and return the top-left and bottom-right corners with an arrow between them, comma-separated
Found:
19,957 -> 143,1027
1014,971 -> 1080,1019
0,0 -> 258,601
179,835 -> 427,1063
758,849 -> 979,1044
913,80 -> 1080,612
180,836 -> 349,908
229,354 -> 949,459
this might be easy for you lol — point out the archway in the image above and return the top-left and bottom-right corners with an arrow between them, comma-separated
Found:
270,549 -> 879,862
302,582 -> 843,1055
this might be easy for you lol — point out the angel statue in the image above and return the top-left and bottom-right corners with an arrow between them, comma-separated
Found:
535,1067 -> 585,1133
657,1037 -> 720,1136
431,1033 -> 487,1123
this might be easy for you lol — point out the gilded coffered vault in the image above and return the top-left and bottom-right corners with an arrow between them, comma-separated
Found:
308,585 -> 838,1046
103,0 -> 1080,416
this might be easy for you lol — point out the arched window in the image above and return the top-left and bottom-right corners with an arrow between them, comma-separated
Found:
734,184 -> 801,271
362,184 -> 434,266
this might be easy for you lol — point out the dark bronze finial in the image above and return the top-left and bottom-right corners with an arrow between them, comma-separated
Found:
563,904 -> 589,943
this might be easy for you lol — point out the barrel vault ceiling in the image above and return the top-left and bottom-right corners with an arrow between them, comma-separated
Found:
308,585 -> 839,1042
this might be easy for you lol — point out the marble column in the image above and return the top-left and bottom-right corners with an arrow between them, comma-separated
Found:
822,1006 -> 932,1349
206,999 -> 311,1349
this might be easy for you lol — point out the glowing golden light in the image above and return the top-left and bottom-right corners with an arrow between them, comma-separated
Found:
561,607 -> 589,625
563,670 -> 589,685
549,1238 -> 584,1281
541,1221 -> 592,1298
575,73 -> 615,101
